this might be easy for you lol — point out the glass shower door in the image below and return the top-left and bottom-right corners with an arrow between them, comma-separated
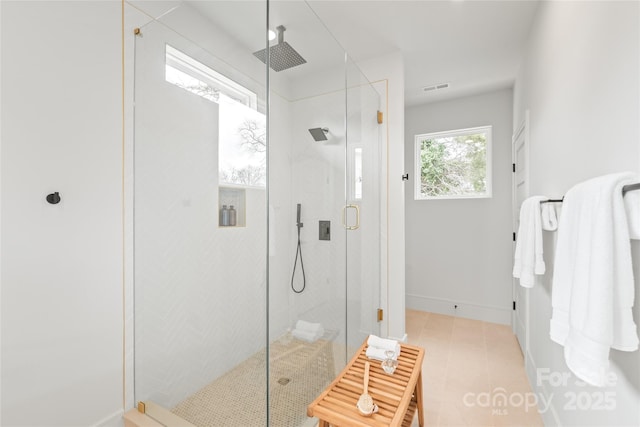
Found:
346,59 -> 383,351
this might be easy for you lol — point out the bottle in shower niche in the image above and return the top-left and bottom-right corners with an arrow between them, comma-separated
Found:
229,205 -> 237,226
220,204 -> 229,226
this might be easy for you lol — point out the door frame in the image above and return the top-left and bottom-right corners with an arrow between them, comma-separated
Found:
511,110 -> 531,362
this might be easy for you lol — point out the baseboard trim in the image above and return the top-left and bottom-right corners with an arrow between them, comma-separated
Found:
406,294 -> 511,325
93,409 -> 124,427
525,349 -> 562,426
389,333 -> 408,343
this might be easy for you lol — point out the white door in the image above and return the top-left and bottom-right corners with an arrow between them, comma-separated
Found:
512,111 -> 530,358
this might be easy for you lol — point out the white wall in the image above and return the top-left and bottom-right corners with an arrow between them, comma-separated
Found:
404,89 -> 514,325
513,1 -> 640,425
0,1 -> 124,425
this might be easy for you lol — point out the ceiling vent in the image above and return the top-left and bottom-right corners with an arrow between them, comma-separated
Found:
422,82 -> 450,92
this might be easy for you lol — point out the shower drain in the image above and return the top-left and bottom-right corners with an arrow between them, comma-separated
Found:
277,377 -> 291,386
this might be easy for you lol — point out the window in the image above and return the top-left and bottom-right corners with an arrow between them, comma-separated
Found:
165,44 -> 257,109
349,147 -> 363,200
414,126 -> 491,200
165,44 -> 265,187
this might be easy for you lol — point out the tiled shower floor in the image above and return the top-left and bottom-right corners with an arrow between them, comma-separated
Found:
171,333 -> 337,427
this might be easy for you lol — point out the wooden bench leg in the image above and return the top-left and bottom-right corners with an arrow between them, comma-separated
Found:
415,370 -> 424,427
318,420 -> 330,427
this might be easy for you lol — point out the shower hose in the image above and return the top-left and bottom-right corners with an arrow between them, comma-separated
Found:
290,224 -> 306,293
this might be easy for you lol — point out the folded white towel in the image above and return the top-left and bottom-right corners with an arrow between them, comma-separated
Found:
541,202 -> 558,231
513,196 -> 548,287
366,345 -> 400,361
550,172 -> 639,387
365,335 -> 401,361
367,334 -> 399,352
295,320 -> 324,334
624,187 -> 640,239
292,329 -> 322,343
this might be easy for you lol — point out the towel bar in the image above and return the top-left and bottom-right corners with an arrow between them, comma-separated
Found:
540,197 -> 564,204
540,183 -> 640,204
622,182 -> 640,195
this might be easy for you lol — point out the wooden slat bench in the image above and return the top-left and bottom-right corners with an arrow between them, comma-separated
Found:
307,339 -> 425,426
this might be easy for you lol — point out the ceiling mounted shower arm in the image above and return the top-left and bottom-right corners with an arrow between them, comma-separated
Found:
276,25 -> 286,44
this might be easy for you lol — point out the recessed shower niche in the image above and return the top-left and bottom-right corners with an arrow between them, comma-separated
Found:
218,186 -> 246,227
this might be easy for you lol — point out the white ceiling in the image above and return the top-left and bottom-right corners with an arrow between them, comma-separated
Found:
184,0 -> 540,106
307,0 -> 540,106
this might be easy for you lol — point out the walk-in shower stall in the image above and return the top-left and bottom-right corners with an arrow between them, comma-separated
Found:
133,1 -> 383,425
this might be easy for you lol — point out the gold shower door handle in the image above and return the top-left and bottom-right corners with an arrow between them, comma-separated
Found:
342,204 -> 360,230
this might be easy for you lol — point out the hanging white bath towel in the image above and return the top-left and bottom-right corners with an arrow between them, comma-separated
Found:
541,202 -> 559,231
513,196 -> 548,287
550,172 -> 639,387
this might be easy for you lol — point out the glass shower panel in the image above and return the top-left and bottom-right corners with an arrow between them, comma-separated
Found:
133,1 -> 382,425
133,1 -> 268,425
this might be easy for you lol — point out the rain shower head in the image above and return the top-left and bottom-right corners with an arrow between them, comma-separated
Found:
253,25 -> 307,72
308,127 -> 329,141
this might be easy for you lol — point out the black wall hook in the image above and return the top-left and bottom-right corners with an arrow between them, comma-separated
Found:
46,192 -> 61,205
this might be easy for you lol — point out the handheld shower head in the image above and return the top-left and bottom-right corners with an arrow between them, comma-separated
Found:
308,127 -> 329,141
296,203 -> 303,228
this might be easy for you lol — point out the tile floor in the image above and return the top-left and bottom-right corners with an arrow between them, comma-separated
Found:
406,310 -> 544,426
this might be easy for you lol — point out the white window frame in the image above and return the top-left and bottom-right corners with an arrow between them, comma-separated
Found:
165,44 -> 257,110
414,125 -> 492,200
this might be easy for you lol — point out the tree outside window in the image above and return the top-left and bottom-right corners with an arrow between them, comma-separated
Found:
414,126 -> 492,199
164,44 -> 266,187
